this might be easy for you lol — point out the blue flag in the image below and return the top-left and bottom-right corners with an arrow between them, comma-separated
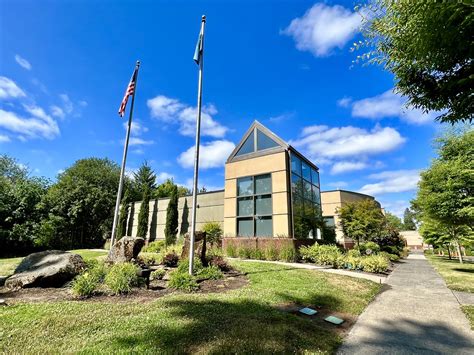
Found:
193,31 -> 203,65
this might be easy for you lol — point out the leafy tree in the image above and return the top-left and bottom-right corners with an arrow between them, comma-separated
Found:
136,187 -> 150,240
41,158 -> 121,249
116,189 -> 131,239
164,184 -> 179,245
338,199 -> 385,247
202,221 -> 223,247
385,211 -> 404,231
154,178 -> 190,199
412,130 -> 474,263
419,218 -> 455,259
358,1 -> 473,124
0,154 -> 28,181
132,161 -> 156,199
403,208 -> 417,230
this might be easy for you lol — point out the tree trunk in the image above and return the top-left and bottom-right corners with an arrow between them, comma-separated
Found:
455,240 -> 463,264
445,244 -> 452,259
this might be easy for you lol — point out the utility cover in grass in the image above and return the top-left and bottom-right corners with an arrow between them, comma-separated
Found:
299,307 -> 318,316
325,316 -> 344,325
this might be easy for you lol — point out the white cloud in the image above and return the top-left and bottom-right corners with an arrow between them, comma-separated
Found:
14,55 -> 32,70
50,105 -> 65,119
0,134 -> 11,143
359,169 -> 420,195
379,199 -> 409,219
59,94 -> 73,114
325,181 -> 348,189
337,97 -> 352,108
178,140 -> 235,169
349,89 -> 440,125
330,161 -> 368,174
147,94 -> 228,138
157,172 -> 174,183
292,125 -> 406,161
128,137 -> 154,146
0,107 -> 60,140
282,3 -> 361,57
0,77 -> 26,100
123,120 -> 149,136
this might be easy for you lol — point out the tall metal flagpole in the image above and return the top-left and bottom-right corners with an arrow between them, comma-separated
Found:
189,16 -> 206,275
110,60 -> 141,249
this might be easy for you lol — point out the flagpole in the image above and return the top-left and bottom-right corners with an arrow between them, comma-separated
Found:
110,60 -> 141,249
189,16 -> 206,275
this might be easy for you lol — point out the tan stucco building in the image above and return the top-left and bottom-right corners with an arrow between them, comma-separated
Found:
126,121 -> 382,246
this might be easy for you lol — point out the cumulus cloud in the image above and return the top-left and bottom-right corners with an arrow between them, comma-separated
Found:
128,137 -> 154,146
147,95 -> 228,138
325,180 -> 349,189
122,120 -> 154,147
14,55 -> 32,70
123,120 -> 149,136
0,134 -> 11,143
0,77 -> 26,100
359,169 -> 420,195
0,107 -> 60,140
282,3 -> 361,57
50,105 -> 65,119
178,140 -> 235,169
330,161 -> 368,174
59,94 -> 73,114
157,172 -> 174,183
292,124 -> 406,161
348,89 -> 440,125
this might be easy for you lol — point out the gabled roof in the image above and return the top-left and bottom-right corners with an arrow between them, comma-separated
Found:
226,120 -> 289,163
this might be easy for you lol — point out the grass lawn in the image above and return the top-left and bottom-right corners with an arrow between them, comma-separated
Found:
0,249 -> 108,277
0,260 -> 381,354
462,306 -> 474,330
426,255 -> 474,293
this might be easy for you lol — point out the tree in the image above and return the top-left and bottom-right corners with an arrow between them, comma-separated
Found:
136,187 -> 150,240
41,158 -> 121,249
164,184 -> 179,245
132,161 -> 156,199
154,178 -> 190,199
338,199 -> 385,247
385,211 -> 404,231
116,189 -> 131,239
403,208 -> 417,230
358,2 -> 473,124
412,130 -> 474,263
202,221 -> 223,247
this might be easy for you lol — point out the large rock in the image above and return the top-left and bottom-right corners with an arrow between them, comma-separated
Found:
5,250 -> 86,290
181,231 -> 207,265
107,236 -> 144,264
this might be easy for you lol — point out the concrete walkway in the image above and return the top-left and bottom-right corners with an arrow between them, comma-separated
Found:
338,252 -> 474,354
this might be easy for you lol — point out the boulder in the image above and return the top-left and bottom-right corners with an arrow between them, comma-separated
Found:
181,231 -> 207,265
107,236 -> 145,264
5,250 -> 86,290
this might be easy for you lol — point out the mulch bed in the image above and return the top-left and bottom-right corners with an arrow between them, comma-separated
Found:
0,271 -> 248,305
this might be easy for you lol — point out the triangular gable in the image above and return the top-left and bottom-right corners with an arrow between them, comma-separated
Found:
227,120 -> 288,163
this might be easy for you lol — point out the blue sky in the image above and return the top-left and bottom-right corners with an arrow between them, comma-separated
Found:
0,0 -> 447,217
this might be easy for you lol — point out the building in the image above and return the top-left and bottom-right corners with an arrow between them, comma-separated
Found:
126,121 -> 381,246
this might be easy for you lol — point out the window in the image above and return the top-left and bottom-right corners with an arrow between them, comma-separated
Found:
237,174 -> 273,237
257,129 -> 279,151
235,131 -> 255,157
235,128 -> 280,157
290,152 -> 322,239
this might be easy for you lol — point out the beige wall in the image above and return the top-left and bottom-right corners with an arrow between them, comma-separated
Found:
224,151 -> 291,237
400,230 -> 424,249
126,191 -> 224,241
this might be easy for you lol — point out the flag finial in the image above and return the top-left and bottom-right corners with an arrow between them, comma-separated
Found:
136,60 -> 141,67
201,15 -> 206,22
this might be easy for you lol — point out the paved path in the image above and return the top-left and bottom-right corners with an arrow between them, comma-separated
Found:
229,258 -> 388,283
338,252 -> 474,354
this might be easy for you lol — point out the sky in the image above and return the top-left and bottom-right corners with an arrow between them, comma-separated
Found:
0,0 -> 448,218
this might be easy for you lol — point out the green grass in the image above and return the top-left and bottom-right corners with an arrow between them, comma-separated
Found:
0,261 -> 381,354
0,249 -> 107,277
426,255 -> 474,293
461,306 -> 474,330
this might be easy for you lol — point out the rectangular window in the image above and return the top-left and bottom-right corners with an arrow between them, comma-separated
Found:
312,185 -> 321,204
304,180 -> 312,201
291,173 -> 302,196
302,161 -> 311,182
311,168 -> 319,187
236,173 -> 273,237
291,154 -> 302,176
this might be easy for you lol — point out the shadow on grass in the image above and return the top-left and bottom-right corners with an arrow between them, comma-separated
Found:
338,318 -> 474,353
110,294 -> 344,353
453,268 -> 474,273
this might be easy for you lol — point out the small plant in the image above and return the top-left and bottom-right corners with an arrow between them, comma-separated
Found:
72,271 -> 100,297
361,255 -> 389,273
142,240 -> 166,253
345,255 -> 363,270
251,248 -> 265,260
264,245 -> 279,261
150,268 -> 166,281
209,255 -> 232,272
237,247 -> 253,259
177,258 -> 204,274
225,243 -> 237,257
279,246 -> 297,262
197,265 -> 223,280
168,271 -> 199,292
105,262 -> 141,294
202,221 -> 223,247
138,252 -> 161,266
347,249 -> 361,258
162,252 -> 179,267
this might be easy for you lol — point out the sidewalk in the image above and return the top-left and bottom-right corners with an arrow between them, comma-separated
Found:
338,252 -> 474,354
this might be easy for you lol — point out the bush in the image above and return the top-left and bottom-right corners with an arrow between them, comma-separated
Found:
279,246 -> 298,262
162,252 -> 179,267
72,266 -> 104,297
209,255 -> 232,272
150,268 -> 166,281
361,255 -> 389,273
138,252 -> 161,266
237,247 -> 253,259
168,271 -> 199,292
347,249 -> 361,258
142,240 -> 166,253
264,245 -> 279,261
379,251 -> 400,262
177,258 -> 204,274
197,265 -> 223,280
201,221 -> 223,246
359,241 -> 380,255
105,263 -> 141,294
345,255 -> 363,270
299,244 -> 343,266
251,248 -> 265,260
225,243 -> 237,257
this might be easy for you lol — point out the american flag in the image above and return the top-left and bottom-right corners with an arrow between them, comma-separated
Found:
118,67 -> 138,117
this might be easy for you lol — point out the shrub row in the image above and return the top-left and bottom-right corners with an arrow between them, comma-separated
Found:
225,243 -> 298,262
